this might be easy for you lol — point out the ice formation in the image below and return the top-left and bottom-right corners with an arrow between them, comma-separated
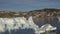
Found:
0,16 -> 56,34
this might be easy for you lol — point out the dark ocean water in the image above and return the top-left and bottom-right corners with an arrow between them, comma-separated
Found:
56,21 -> 60,34
0,28 -> 35,34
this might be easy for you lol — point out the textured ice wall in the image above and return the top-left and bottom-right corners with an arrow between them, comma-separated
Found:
0,16 -> 39,34
0,16 -> 56,34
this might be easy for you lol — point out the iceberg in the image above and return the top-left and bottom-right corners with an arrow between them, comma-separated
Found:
0,16 -> 56,34
39,24 -> 56,34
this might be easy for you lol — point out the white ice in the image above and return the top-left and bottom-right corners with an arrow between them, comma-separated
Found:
0,16 -> 56,34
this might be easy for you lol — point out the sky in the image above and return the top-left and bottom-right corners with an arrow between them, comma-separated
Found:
0,0 -> 60,12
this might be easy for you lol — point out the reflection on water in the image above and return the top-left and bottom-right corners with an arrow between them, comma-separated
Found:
33,17 -> 57,27
33,16 -> 60,34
